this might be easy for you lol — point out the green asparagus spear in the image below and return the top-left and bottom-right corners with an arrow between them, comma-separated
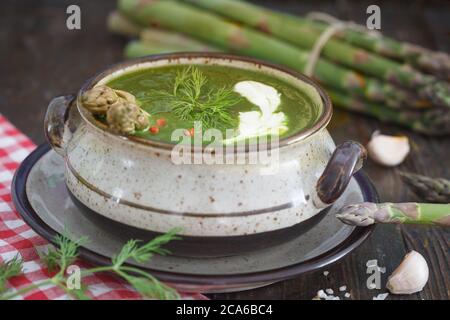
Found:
307,18 -> 450,80
107,11 -> 143,37
125,39 -> 218,58
122,41 -> 448,136
125,41 -> 184,58
117,0 -> 429,110
400,172 -> 450,203
140,29 -> 220,52
336,202 -> 450,227
108,12 -> 219,56
326,87 -> 450,136
112,3 -> 449,135
184,0 -> 450,108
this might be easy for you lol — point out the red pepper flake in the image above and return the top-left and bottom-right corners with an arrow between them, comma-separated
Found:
184,128 -> 195,136
156,118 -> 167,127
149,126 -> 159,134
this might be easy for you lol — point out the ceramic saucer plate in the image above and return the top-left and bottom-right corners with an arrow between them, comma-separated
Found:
12,144 -> 378,293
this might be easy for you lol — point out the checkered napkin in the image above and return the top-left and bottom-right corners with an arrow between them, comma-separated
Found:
0,114 -> 205,300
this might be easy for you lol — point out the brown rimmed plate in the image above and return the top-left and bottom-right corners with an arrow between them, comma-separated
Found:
12,144 -> 378,293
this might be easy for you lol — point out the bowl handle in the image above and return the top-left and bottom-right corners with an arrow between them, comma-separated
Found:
44,94 -> 78,157
315,141 -> 367,206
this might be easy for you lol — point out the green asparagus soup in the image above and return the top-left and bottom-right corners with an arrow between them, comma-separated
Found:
103,64 -> 321,144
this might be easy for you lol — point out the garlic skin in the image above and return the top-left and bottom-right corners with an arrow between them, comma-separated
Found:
386,250 -> 429,295
367,132 -> 410,166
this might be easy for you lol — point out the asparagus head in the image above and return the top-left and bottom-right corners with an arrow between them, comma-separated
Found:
336,202 -> 450,227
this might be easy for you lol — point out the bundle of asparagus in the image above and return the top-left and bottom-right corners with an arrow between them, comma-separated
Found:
117,0 -> 418,109
184,0 -> 450,107
107,0 -> 450,136
305,15 -> 450,80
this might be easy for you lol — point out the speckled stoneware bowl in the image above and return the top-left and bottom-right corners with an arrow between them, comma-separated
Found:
13,144 -> 377,291
44,53 -> 366,238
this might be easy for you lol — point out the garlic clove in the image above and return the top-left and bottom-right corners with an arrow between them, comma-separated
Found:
367,132 -> 410,167
386,250 -> 429,295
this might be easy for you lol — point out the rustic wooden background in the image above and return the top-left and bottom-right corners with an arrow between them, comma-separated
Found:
1,0 -> 449,300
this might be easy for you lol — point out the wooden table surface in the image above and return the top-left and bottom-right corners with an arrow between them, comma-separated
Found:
1,0 -> 449,300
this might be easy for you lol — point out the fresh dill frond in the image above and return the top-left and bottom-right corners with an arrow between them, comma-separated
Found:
0,255 -> 23,294
110,228 -> 181,299
123,275 -> 179,300
112,228 -> 181,266
174,66 -> 204,97
1,228 -> 181,300
111,239 -> 138,267
40,230 -> 87,272
196,86 -> 241,129
149,66 -> 241,130
130,229 -> 180,263
69,285 -> 91,300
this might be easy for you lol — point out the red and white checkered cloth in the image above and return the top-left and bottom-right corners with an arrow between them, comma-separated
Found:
0,114 -> 205,300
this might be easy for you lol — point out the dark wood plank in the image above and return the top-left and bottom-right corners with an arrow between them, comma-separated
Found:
1,0 -> 124,143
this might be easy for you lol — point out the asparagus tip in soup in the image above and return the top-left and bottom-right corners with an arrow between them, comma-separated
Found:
81,85 -> 150,134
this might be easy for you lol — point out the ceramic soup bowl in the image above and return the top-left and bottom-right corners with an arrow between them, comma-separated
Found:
45,53 -> 366,238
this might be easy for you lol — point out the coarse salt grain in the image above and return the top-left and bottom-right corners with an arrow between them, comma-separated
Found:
366,259 -> 378,267
317,290 -> 327,299
315,290 -> 340,300
325,288 -> 334,295
339,286 -> 347,292
373,293 -> 389,300
344,293 -> 351,298
323,271 -> 329,276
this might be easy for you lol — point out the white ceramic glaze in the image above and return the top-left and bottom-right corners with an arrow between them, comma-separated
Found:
45,54 -> 362,237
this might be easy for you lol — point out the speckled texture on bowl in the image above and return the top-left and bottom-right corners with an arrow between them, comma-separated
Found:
45,53 -> 366,237
12,144 -> 377,292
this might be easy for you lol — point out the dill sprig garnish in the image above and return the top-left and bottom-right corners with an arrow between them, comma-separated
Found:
0,255 -> 23,294
152,66 -> 242,130
40,232 -> 88,273
0,228 -> 181,300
